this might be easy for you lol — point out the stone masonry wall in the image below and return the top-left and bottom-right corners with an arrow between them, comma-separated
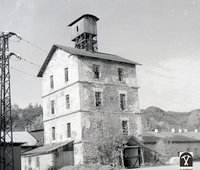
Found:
78,57 -> 142,163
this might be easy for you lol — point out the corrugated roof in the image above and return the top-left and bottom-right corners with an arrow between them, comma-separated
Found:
23,140 -> 73,156
37,45 -> 141,77
68,14 -> 99,26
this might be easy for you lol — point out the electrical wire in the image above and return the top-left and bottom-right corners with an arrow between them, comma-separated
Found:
20,38 -> 48,53
14,55 -> 41,68
10,66 -> 37,78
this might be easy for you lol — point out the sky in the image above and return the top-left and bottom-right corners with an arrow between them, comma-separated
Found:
0,0 -> 200,112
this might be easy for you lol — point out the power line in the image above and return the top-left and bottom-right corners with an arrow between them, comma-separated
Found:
14,55 -> 41,68
10,66 -> 37,78
20,37 -> 48,53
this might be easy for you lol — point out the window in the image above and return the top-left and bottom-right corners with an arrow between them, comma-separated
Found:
120,94 -> 126,110
95,91 -> 101,107
52,127 -> 55,140
51,100 -> 55,114
67,123 -> 71,138
118,68 -> 124,82
76,26 -> 79,32
122,120 -> 129,135
66,95 -> 70,109
93,64 -> 100,79
50,75 -> 54,89
194,148 -> 198,154
28,157 -> 31,165
65,67 -> 69,82
36,157 -> 40,168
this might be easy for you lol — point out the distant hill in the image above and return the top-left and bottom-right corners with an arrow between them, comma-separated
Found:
11,103 -> 200,133
141,106 -> 200,132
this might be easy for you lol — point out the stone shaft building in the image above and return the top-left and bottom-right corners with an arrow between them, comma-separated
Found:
22,14 -> 142,169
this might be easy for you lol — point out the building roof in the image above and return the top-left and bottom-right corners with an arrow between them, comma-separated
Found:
1,131 -> 38,146
180,132 -> 200,141
29,129 -> 44,146
13,131 -> 38,146
37,45 -> 141,77
68,14 -> 99,26
23,140 -> 73,156
143,131 -> 200,144
142,135 -> 157,144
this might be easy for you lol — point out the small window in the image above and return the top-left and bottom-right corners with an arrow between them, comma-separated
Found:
50,75 -> 54,89
67,123 -> 71,138
118,68 -> 124,82
51,100 -> 55,114
52,127 -> 55,140
66,95 -> 70,109
195,148 -> 198,154
65,67 -> 69,82
36,157 -> 40,168
95,91 -> 101,107
93,64 -> 100,79
28,157 -> 31,165
76,26 -> 79,32
120,94 -> 126,110
177,151 -> 180,156
122,120 -> 129,135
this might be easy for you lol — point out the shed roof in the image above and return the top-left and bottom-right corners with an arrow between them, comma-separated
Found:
23,140 -> 73,156
68,14 -> 99,26
37,45 -> 141,77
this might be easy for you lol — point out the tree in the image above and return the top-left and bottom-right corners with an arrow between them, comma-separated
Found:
12,103 -> 43,131
187,110 -> 200,130
85,113 -> 130,166
154,139 -> 176,164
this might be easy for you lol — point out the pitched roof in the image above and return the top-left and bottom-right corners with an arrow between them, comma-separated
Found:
23,140 -> 73,156
1,131 -> 38,145
142,135 -> 157,143
29,129 -> 44,146
68,14 -> 99,26
143,132 -> 200,143
37,45 -> 141,77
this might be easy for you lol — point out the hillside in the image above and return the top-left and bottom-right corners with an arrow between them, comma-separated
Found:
12,103 -> 43,131
141,106 -> 200,132
11,103 -> 200,132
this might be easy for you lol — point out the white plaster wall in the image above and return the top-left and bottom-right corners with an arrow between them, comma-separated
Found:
43,112 -> 82,145
21,154 -> 53,170
74,143 -> 83,165
42,49 -> 79,96
43,83 -> 80,121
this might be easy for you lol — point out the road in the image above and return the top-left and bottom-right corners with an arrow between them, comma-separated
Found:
124,162 -> 200,170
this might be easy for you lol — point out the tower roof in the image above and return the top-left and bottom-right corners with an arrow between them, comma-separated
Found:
37,45 -> 141,77
68,14 -> 99,26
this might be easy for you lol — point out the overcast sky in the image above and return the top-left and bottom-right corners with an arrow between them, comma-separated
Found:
0,0 -> 200,112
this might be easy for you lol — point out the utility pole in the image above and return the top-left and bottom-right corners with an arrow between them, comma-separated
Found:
0,32 -> 20,170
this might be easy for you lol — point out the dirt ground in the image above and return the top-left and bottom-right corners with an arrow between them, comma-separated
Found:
124,161 -> 200,170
